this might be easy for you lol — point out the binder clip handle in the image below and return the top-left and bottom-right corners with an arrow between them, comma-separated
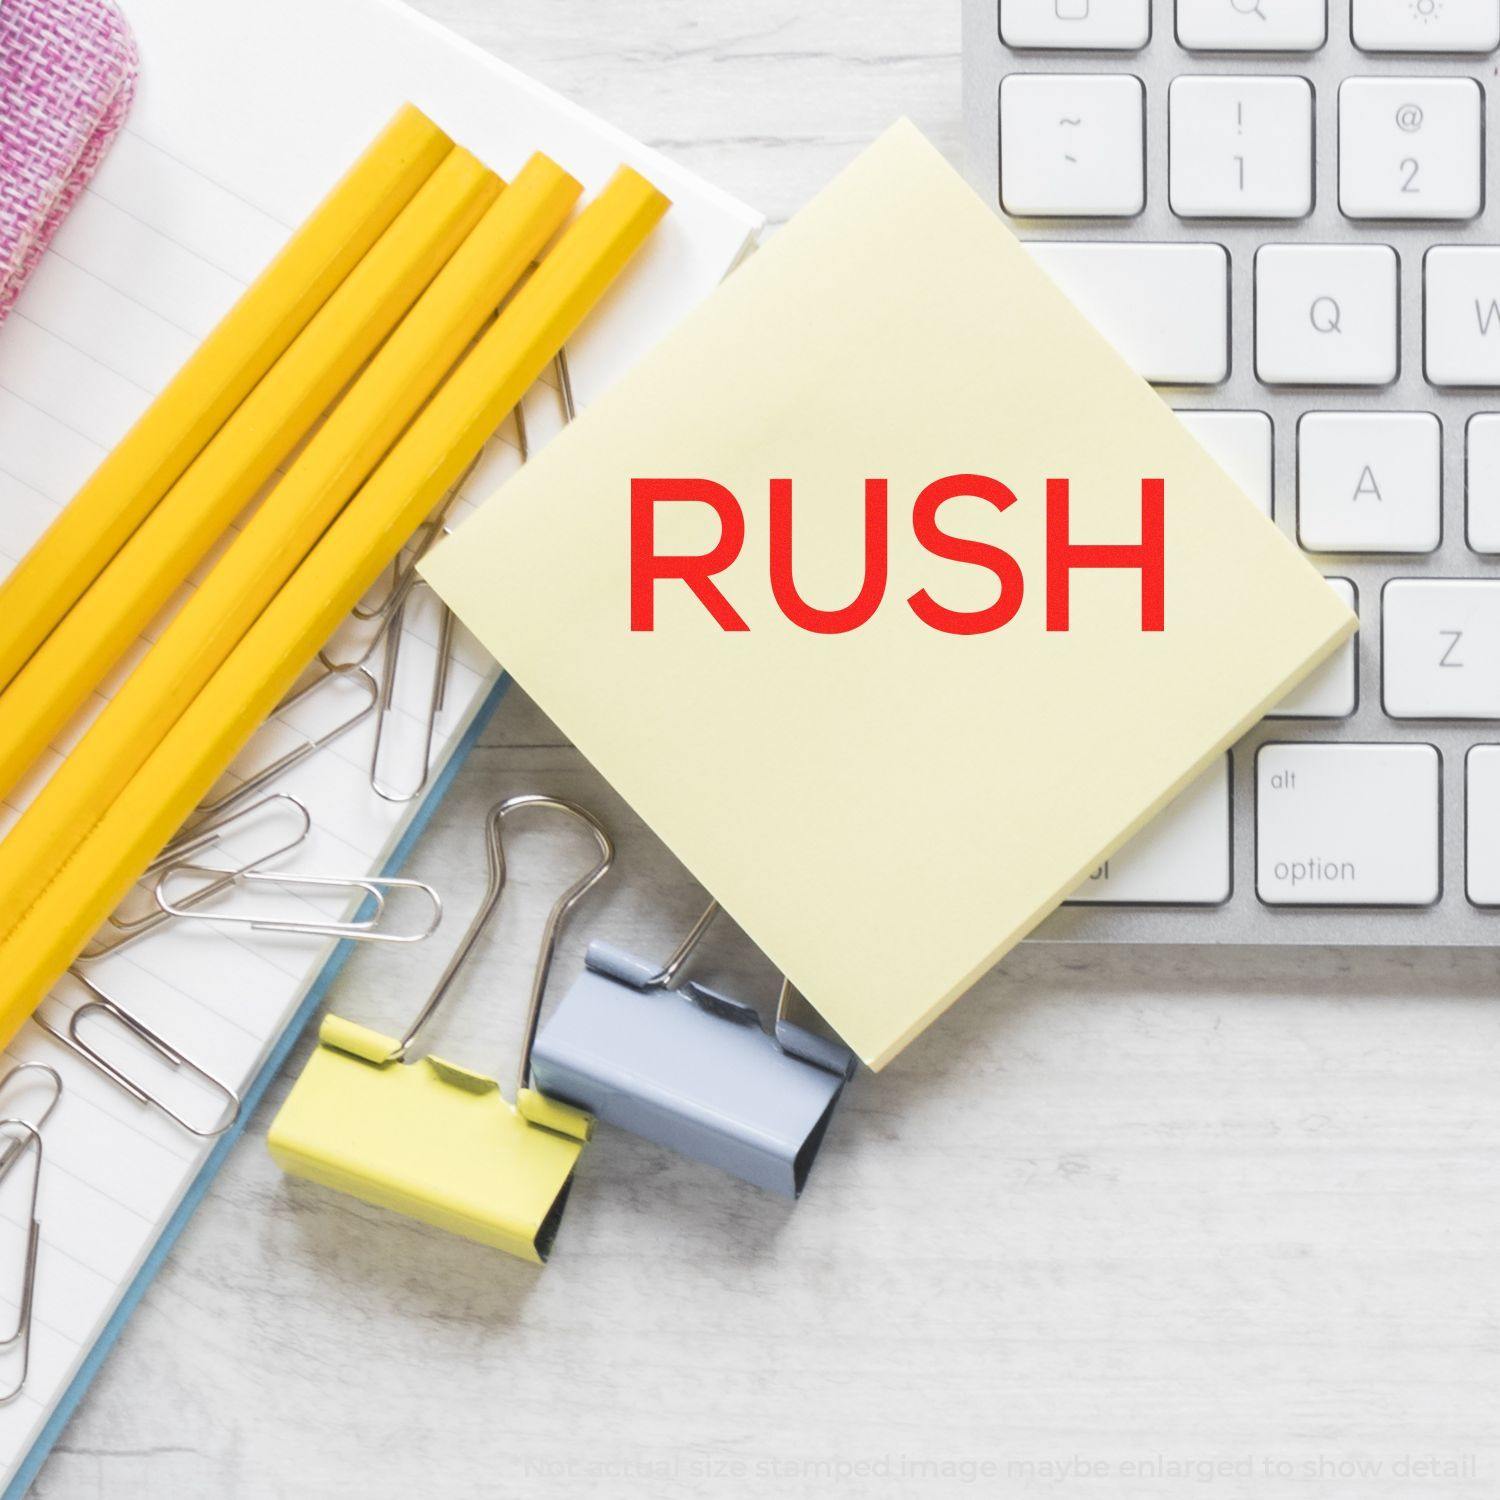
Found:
774,978 -> 857,1080
602,899 -> 856,1079
640,899 -> 722,990
384,795 -> 614,1107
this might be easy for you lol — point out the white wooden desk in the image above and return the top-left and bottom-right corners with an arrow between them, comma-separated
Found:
34,4 -> 1500,1496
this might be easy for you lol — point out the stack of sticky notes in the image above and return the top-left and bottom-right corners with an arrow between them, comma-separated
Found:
423,120 -> 1354,1069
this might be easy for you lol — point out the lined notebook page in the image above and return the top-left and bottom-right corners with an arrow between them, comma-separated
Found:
0,0 -> 760,1483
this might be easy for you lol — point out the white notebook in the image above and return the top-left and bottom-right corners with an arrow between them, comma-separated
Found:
0,0 -> 760,1487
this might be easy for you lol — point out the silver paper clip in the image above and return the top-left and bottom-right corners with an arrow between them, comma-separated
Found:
38,973 -> 240,1138
345,517 -> 438,628
0,1120 -> 42,1405
512,347 -> 576,459
153,862 -> 442,945
80,653 -> 372,960
193,662 -> 377,824
79,794 -> 312,961
326,454 -> 477,799
531,900 -> 856,1198
555,346 -> 577,423
0,1063 -> 61,1176
321,452 -> 477,676
368,578 -> 454,805
363,349 -> 575,804
342,337 -> 568,643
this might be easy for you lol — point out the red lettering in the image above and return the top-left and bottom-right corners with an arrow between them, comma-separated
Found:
907,473 -> 1025,635
1045,477 -> 1164,632
768,478 -> 889,635
630,474 -> 1166,636
630,478 -> 749,632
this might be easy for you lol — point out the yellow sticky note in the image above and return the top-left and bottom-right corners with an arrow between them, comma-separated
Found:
421,121 -> 1354,1070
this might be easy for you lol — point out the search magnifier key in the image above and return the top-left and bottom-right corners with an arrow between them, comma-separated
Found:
1177,0 -> 1327,51
1255,243 -> 1398,386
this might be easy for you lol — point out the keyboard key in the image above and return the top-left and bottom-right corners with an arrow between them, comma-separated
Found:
1338,78 -> 1483,221
1465,747 -> 1500,904
1070,757 -> 1230,905
1297,411 -> 1441,552
1028,242 -> 1229,384
1426,247 -> 1500,386
1269,578 -> 1357,717
1384,579 -> 1500,718
1255,244 -> 1398,386
1001,74 -> 1145,217
1169,75 -> 1314,219
1175,409 -> 1272,515
1177,0 -> 1327,52
1257,743 -> 1440,906
1467,414 -> 1500,552
1001,0 -> 1151,49
1353,0 -> 1500,53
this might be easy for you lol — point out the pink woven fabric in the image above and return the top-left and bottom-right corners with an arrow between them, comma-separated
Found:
0,0 -> 138,321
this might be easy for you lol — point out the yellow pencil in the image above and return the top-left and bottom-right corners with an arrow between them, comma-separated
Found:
0,104 -> 451,697
0,166 -> 670,1042
0,146 -> 501,803
0,153 -> 582,941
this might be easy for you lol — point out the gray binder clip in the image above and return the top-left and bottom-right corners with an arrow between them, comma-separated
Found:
530,900 -> 856,1198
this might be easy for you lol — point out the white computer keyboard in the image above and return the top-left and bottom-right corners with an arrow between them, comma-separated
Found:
963,0 -> 1500,943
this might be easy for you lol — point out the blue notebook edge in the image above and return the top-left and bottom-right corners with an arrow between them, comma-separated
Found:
6,675 -> 511,1499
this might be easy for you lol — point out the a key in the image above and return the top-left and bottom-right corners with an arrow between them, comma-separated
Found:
1255,244 -> 1398,386
1069,757 -> 1230,905
1465,747 -> 1500,904
1169,76 -> 1314,220
1467,415 -> 1500,552
1426,247 -> 1500,387
1001,0 -> 1151,49
1256,743 -> 1440,906
1297,411 -> 1440,552
1177,0 -> 1327,52
1175,409 -> 1272,515
1383,580 -> 1500,718
1353,0 -> 1500,53
1339,78 -> 1482,221
1269,578 -> 1357,717
1028,242 -> 1229,384
1001,74 -> 1145,217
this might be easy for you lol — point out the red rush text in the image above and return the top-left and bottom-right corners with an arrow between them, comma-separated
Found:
629,474 -> 1166,635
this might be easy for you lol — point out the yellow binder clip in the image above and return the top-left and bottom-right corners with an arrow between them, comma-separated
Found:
267,794 -> 614,1263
